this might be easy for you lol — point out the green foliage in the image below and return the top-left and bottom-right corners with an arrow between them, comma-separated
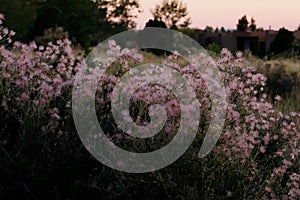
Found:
258,61 -> 299,101
177,28 -> 198,41
151,0 -> 191,29
206,43 -> 222,55
255,58 -> 300,113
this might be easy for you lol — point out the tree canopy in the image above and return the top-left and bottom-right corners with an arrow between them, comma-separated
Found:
270,28 -> 295,54
98,0 -> 141,30
151,0 -> 191,29
237,15 -> 249,31
249,17 -> 256,31
203,26 -> 213,33
33,0 -> 106,47
0,0 -> 37,41
145,19 -> 167,29
0,0 -> 140,47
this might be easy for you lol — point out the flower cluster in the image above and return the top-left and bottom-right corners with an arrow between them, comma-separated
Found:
0,15 -> 83,132
1,13 -> 299,199
0,14 -> 15,44
217,49 -> 300,199
79,39 -> 299,199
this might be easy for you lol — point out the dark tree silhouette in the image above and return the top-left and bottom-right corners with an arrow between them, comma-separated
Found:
270,28 -> 295,54
151,0 -> 191,29
33,0 -> 108,47
145,19 -> 167,29
98,0 -> 141,30
203,26 -> 213,33
220,27 -> 226,32
139,19 -> 169,56
249,17 -> 256,31
0,0 -> 140,46
237,15 -> 248,31
0,0 -> 37,41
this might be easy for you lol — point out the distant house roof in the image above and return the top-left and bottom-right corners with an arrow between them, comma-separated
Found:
198,29 -> 299,54
233,31 -> 266,42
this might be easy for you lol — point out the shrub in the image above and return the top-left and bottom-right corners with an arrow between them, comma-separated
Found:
258,61 -> 299,101
206,43 -> 222,55
1,14 -> 299,199
34,27 -> 69,45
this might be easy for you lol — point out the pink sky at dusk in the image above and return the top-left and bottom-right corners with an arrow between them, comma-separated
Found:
135,0 -> 300,31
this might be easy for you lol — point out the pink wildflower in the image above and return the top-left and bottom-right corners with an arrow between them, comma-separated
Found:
274,95 -> 281,101
260,146 -> 266,153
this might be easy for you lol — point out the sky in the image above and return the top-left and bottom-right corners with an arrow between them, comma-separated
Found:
135,0 -> 300,31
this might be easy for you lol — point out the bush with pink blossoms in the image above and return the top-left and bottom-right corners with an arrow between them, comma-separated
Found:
214,48 -> 300,199
85,41 -> 299,199
0,17 -> 83,135
1,13 -> 299,200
